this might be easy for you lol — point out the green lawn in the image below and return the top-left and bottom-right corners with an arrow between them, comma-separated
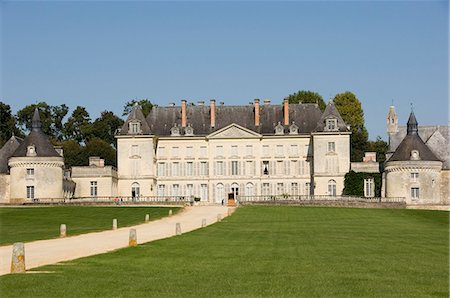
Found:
0,206 -> 448,297
0,206 -> 180,245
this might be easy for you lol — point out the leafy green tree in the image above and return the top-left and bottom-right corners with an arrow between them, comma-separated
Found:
0,102 -> 22,147
333,92 -> 368,161
87,111 -> 124,146
63,106 -> 91,143
60,140 -> 84,168
83,138 -> 117,167
367,136 -> 389,163
286,90 -> 326,111
123,99 -> 153,117
51,104 -> 69,140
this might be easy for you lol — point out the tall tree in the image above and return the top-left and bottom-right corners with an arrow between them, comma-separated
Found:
60,140 -> 84,168
83,138 -> 117,167
51,104 -> 69,140
88,111 -> 124,146
286,90 -> 326,111
63,106 -> 91,143
333,91 -> 368,161
0,102 -> 22,147
123,99 -> 153,117
366,136 -> 389,163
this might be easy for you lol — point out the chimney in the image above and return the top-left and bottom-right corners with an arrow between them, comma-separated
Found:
264,99 -> 270,105
181,100 -> 187,128
198,101 -> 205,106
283,98 -> 289,125
254,99 -> 260,126
210,99 -> 216,128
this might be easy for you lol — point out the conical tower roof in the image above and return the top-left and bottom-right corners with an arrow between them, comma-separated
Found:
118,104 -> 151,135
315,101 -> 349,132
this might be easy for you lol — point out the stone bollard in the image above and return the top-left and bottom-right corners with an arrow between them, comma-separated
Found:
10,242 -> 25,273
217,214 -> 222,222
145,214 -> 150,223
60,224 -> 67,238
176,223 -> 182,235
129,229 -> 137,247
169,209 -> 173,216
112,219 -> 118,230
228,209 -> 232,216
201,218 -> 207,228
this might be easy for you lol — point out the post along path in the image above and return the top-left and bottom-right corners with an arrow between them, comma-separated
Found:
0,205 -> 230,276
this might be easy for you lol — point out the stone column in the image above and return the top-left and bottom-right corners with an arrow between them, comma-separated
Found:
112,219 -> 118,230
129,229 -> 137,247
176,223 -> 182,235
10,242 -> 25,273
60,224 -> 67,238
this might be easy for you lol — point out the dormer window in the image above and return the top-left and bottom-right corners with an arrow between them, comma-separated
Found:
289,122 -> 298,135
27,145 -> 37,157
325,118 -> 338,131
410,150 -> 420,161
170,124 -> 180,136
184,124 -> 194,136
275,122 -> 284,135
129,122 -> 141,134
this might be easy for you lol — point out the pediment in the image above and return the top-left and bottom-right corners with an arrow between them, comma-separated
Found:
207,124 -> 261,139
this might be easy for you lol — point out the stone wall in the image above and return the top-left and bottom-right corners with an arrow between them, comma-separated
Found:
0,174 -> 10,203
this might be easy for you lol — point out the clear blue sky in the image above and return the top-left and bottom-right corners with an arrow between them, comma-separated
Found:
1,1 -> 448,140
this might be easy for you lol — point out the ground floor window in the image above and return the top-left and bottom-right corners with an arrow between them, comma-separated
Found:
216,183 -> 225,204
131,182 -> 140,198
411,187 -> 420,199
364,178 -> 374,197
291,183 -> 299,196
245,183 -> 254,196
158,184 -> 165,196
200,184 -> 208,201
328,180 -> 336,196
90,181 -> 97,197
26,186 -> 34,199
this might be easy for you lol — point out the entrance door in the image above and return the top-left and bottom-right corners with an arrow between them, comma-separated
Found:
231,183 -> 239,199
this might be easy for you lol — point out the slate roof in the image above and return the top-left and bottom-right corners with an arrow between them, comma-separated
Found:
11,108 -> 61,158
145,103 -> 325,136
0,136 -> 23,173
118,104 -> 152,135
314,101 -> 349,132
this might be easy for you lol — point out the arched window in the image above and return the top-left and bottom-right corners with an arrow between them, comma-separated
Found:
216,183 -> 224,204
245,183 -> 254,197
328,180 -> 336,196
131,182 -> 140,198
231,183 -> 239,199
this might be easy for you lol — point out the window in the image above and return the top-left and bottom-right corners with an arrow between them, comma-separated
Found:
26,186 -> 35,199
325,119 -> 337,131
326,157 -> 338,173
245,161 -> 254,176
231,161 -> 239,175
328,180 -> 337,196
328,142 -> 335,153
216,161 -> 224,175
291,183 -> 299,196
215,145 -> 223,156
262,145 -> 269,156
231,145 -> 238,156
131,182 -> 140,198
277,183 -> 284,195
90,181 -> 98,197
200,162 -> 208,176
187,184 -> 194,197
216,184 -> 225,204
158,184 -> 166,196
411,187 -> 420,199
290,145 -> 298,156
129,122 -> 140,134
411,172 -> 419,182
246,145 -> 253,156
172,184 -> 180,197
172,162 -> 180,176
158,147 -> 165,157
200,146 -> 207,156
245,183 -> 254,196
200,184 -> 208,201
172,147 -> 179,157
131,160 -> 139,176
186,146 -> 193,157
157,163 -> 166,176
364,178 -> 374,198
276,145 -> 284,156
299,160 -> 305,175
186,162 -> 193,176
305,182 -> 311,195
262,161 -> 269,175
26,168 -> 34,177
276,161 -> 284,175
290,160 -> 298,175
262,183 -> 270,196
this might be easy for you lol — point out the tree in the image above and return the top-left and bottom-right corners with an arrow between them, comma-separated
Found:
366,136 -> 389,163
123,99 -> 153,117
51,104 -> 69,141
286,90 -> 326,111
333,92 -> 368,162
83,138 -> 117,167
63,106 -> 91,143
0,102 -> 22,147
60,140 -> 84,168
87,111 -> 124,146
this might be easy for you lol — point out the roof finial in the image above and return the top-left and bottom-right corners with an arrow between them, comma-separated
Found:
410,102 -> 414,112
32,107 -> 42,131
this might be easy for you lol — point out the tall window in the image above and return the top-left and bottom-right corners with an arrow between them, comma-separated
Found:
216,161 -> 224,175
364,178 -> 374,198
245,161 -> 254,176
90,181 -> 98,197
411,172 -> 419,182
262,161 -> 269,175
411,187 -> 420,199
276,160 -> 284,175
130,122 -> 140,134
328,142 -> 336,153
231,161 -> 239,175
131,182 -> 140,198
158,184 -> 166,196
187,184 -> 194,197
172,162 -> 180,176
200,162 -> 208,176
277,183 -> 284,195
328,180 -> 337,196
326,119 -> 337,131
305,182 -> 311,195
157,163 -> 166,176
26,186 -> 35,199
245,183 -> 254,196
216,183 -> 225,204
186,162 -> 193,176
262,183 -> 270,196
172,184 -> 180,197
291,183 -> 299,196
200,184 -> 208,201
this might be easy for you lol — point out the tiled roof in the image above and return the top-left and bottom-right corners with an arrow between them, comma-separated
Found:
0,136 -> 23,173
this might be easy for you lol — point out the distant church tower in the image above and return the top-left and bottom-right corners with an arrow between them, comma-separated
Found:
386,105 -> 398,137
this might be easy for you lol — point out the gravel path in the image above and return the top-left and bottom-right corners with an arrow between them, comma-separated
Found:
0,205 -> 230,276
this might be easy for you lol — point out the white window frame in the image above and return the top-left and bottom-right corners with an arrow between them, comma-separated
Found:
26,185 -> 35,199
90,181 -> 98,197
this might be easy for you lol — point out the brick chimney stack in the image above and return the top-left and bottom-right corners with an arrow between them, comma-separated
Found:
254,99 -> 260,126
283,98 -> 289,125
210,99 -> 216,128
181,100 -> 187,128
